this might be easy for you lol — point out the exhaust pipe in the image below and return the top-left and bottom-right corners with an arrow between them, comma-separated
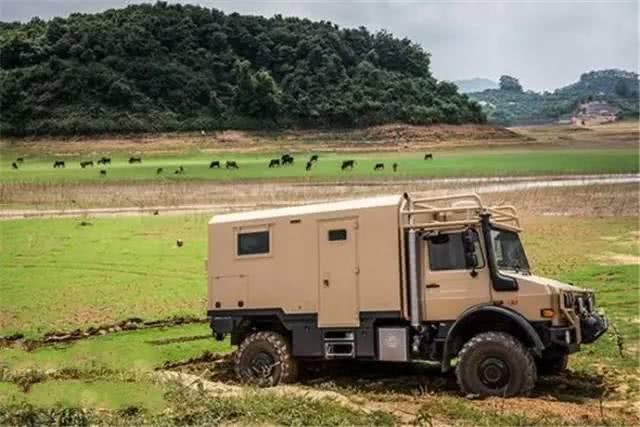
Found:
408,229 -> 420,328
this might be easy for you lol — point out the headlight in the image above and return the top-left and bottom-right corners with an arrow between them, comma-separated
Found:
586,294 -> 594,312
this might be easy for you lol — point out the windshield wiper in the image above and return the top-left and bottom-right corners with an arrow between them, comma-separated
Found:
511,262 -> 531,275
498,262 -> 530,275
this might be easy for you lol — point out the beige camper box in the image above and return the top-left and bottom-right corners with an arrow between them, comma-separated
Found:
207,193 -> 608,396
208,196 -> 404,326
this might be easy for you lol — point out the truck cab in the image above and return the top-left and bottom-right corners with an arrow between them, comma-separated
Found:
207,193 -> 608,396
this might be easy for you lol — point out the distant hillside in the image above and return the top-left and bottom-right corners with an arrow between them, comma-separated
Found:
469,69 -> 639,126
453,78 -> 498,93
0,3 -> 484,136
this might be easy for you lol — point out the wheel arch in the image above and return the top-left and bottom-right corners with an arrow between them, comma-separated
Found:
231,314 -> 290,346
441,305 -> 544,372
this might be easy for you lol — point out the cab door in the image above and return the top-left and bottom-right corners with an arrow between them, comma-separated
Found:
422,230 -> 491,321
318,218 -> 359,327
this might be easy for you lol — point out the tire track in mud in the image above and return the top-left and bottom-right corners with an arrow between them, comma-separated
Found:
0,315 -> 208,350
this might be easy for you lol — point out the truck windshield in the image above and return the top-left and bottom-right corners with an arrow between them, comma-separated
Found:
489,227 -> 530,274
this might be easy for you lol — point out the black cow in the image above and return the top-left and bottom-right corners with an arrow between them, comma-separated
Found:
129,157 -> 142,164
424,153 -> 433,160
310,155 -> 319,163
281,155 -> 294,166
209,161 -> 220,169
100,169 -> 107,176
392,163 -> 398,172
80,160 -> 94,168
374,163 -> 384,171
174,169 -> 183,175
16,157 -> 24,163
156,168 -> 163,175
53,161 -> 65,168
268,159 -> 280,168
97,157 -> 111,165
226,160 -> 239,169
341,160 -> 355,170
305,161 -> 313,171
11,162 -> 18,169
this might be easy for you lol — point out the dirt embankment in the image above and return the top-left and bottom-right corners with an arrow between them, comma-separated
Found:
0,123 -> 530,156
3,121 -> 637,157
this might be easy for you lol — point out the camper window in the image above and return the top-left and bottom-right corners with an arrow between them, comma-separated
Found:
237,230 -> 270,256
328,229 -> 347,241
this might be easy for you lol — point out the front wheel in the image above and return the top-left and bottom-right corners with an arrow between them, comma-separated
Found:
234,331 -> 298,387
456,332 -> 537,397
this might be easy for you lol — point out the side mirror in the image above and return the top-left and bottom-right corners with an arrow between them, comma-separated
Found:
462,228 -> 479,277
465,252 -> 479,277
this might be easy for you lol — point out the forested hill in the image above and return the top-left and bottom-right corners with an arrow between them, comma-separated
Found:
470,70 -> 639,126
0,2 -> 484,136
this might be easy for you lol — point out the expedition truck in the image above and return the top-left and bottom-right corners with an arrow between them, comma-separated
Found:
207,193 -> 608,396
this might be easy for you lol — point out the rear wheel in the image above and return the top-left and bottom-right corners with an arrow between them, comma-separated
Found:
456,332 -> 537,397
234,331 -> 298,387
537,352 -> 568,376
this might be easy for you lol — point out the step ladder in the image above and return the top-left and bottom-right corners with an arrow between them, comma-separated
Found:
323,330 -> 355,358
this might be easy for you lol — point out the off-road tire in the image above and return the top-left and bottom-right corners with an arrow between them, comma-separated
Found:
234,331 -> 298,387
536,352 -> 568,376
456,331 -> 537,397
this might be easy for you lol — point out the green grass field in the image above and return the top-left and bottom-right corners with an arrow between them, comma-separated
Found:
0,215 -> 207,337
1,214 -> 638,424
1,149 -> 638,184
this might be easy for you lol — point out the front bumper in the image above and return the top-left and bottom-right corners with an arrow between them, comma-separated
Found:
559,292 -> 609,346
580,311 -> 609,344
537,310 -> 608,353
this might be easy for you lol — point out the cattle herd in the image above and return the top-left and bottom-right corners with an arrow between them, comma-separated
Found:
8,153 -> 434,175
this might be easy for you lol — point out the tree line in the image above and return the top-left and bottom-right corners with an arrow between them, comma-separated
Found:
0,2 -> 485,136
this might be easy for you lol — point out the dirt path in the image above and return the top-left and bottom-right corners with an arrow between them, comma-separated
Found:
155,370 -> 430,425
1,174 -> 637,220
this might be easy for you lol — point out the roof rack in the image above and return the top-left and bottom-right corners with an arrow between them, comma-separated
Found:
399,192 -> 521,231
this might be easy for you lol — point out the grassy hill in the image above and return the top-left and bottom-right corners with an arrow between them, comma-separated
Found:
470,69 -> 639,126
0,3 -> 484,136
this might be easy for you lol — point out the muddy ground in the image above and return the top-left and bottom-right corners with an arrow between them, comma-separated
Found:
160,352 -> 639,426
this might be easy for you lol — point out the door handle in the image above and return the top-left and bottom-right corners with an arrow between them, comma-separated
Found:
323,279 -> 330,288
426,283 -> 440,289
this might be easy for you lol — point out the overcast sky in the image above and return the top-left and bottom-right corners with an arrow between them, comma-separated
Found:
1,0 -> 637,91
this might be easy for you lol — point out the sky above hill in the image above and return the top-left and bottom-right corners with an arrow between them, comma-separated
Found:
1,0 -> 637,92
